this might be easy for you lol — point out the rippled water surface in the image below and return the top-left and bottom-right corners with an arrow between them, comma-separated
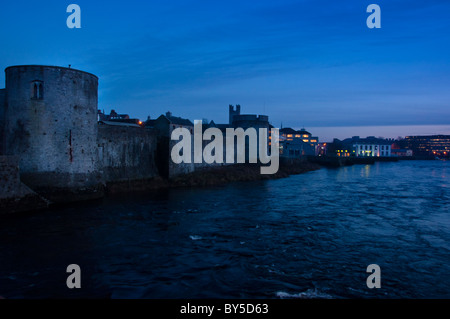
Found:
1,160 -> 449,298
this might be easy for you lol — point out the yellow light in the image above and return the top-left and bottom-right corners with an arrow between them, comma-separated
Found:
138,121 -> 143,125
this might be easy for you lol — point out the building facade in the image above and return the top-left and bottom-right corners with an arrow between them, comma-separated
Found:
405,135 -> 450,158
279,127 -> 318,157
329,136 -> 393,157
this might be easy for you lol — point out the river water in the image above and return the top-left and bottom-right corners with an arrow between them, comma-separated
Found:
0,160 -> 449,299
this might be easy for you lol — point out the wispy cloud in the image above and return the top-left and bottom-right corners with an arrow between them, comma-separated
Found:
1,0 -> 449,128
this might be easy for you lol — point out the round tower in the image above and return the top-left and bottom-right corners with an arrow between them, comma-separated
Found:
4,65 -> 102,201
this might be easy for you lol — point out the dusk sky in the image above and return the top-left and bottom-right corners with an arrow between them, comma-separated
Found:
1,0 -> 449,141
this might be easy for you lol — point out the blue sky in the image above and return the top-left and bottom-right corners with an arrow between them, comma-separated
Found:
1,0 -> 449,140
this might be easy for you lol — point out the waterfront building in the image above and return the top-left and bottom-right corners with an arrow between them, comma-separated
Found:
280,139 -> 315,158
404,135 -> 450,158
391,148 -> 413,157
348,136 -> 392,157
317,143 -> 328,156
279,128 -> 298,142
279,127 -> 319,157
391,142 -> 413,157
328,136 -> 393,157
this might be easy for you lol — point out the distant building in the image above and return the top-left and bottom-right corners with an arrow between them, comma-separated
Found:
144,116 -> 156,128
280,139 -> 315,158
228,104 -> 270,130
154,111 -> 194,137
229,104 -> 241,125
391,142 -> 413,157
98,110 -> 144,126
98,109 -> 130,121
329,136 -> 393,157
317,142 -> 328,156
354,137 -> 392,157
98,120 -> 142,128
391,148 -> 413,157
210,105 -> 272,162
279,127 -> 319,157
279,128 -> 297,141
405,135 -> 450,157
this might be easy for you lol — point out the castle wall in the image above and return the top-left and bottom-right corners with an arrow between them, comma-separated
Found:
0,89 -> 5,155
4,66 -> 101,193
98,125 -> 159,183
0,156 -> 48,214
169,134 -> 230,178
168,137 -> 195,178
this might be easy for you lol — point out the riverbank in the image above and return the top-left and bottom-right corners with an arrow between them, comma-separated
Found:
169,160 -> 322,188
0,156 -> 49,215
0,159 -> 321,215
3,154 -> 427,214
106,160 -> 322,193
307,155 -> 400,168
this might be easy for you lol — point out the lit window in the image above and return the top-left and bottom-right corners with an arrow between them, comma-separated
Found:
287,134 -> 293,138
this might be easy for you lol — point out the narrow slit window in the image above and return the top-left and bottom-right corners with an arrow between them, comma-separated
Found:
38,83 -> 43,99
31,81 -> 44,100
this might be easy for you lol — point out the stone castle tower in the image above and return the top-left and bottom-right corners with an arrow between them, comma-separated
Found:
0,65 -> 102,200
229,104 -> 241,125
